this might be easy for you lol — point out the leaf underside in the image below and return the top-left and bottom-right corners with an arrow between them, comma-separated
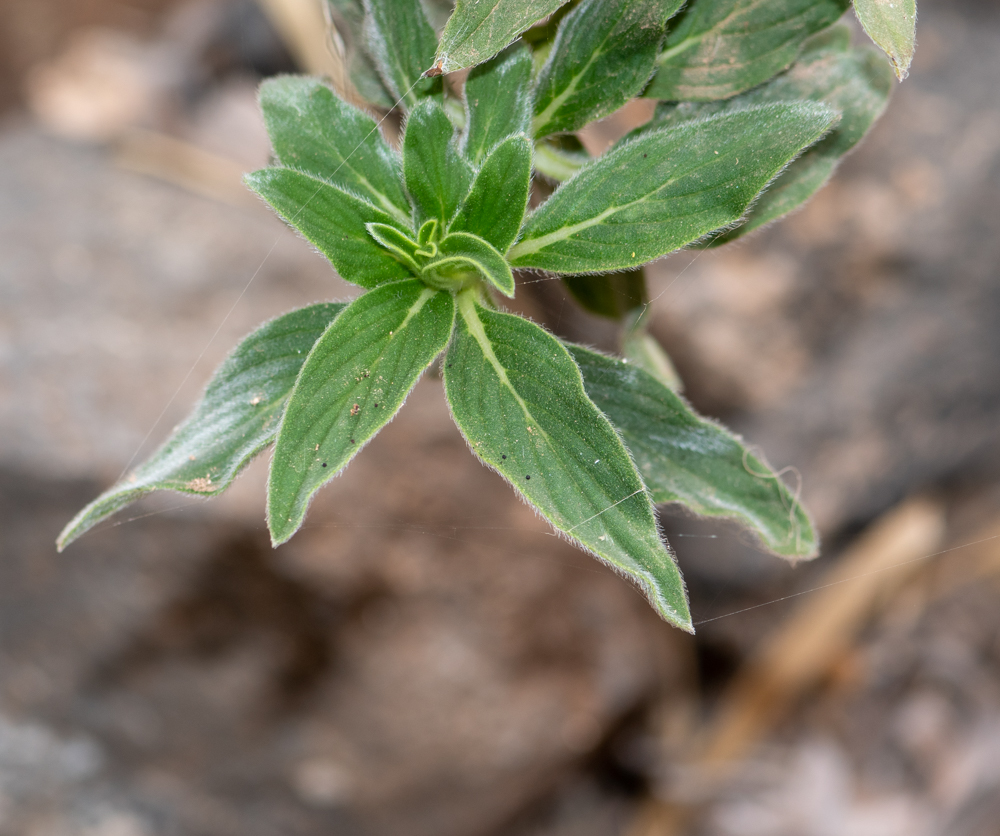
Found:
569,345 -> 818,560
444,292 -> 691,629
853,0 -> 916,80
57,302 -> 345,551
268,279 -> 455,545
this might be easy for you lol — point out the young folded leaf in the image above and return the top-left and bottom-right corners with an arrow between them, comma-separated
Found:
259,76 -> 410,226
57,302 -> 344,551
246,168 -> 411,288
444,291 -> 691,629
269,280 -> 455,545
533,0 -> 681,138
462,42 -> 534,166
450,134 -> 532,254
404,100 -> 475,227
854,0 -> 916,80
569,345 -> 818,560
425,232 -> 516,297
366,222 -> 422,272
646,0 -> 851,102
435,0 -> 570,74
648,28 -> 893,242
364,0 -> 441,107
508,102 -> 838,275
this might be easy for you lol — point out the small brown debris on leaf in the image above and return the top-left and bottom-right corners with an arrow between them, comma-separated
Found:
350,403 -> 360,416
185,477 -> 213,493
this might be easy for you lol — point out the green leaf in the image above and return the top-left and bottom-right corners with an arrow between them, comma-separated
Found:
853,0 -> 915,80
268,280 -> 455,544
364,0 -> 442,108
246,168 -> 411,288
462,42 -> 534,166
57,303 -> 344,551
649,29 -> 894,242
425,232 -> 516,296
569,345 -> 818,560
508,102 -> 837,274
444,291 -> 691,629
533,0 -> 681,138
435,0 -> 570,74
404,100 -> 475,226
366,222 -> 422,272
259,76 -> 410,226
450,134 -> 532,253
325,0 -> 394,107
645,0 -> 851,102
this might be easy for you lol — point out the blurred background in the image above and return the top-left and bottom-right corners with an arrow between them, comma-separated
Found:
2,0 -> 1000,834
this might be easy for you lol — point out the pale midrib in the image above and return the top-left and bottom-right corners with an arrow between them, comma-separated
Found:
532,18 -> 616,134
657,0 -> 795,64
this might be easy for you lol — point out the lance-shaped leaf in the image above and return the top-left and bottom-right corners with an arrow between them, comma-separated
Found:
444,291 -> 691,629
364,0 -> 441,108
569,345 -> 818,560
508,102 -> 837,275
854,0 -> 915,80
425,232 -> 515,296
450,134 -> 532,253
57,303 -> 345,551
648,29 -> 893,242
646,0 -> 851,102
533,0 -> 681,138
462,42 -> 534,165
326,0 -> 394,107
259,76 -> 410,226
246,168 -> 411,288
404,100 -> 475,226
434,0 -> 570,74
268,280 -> 455,544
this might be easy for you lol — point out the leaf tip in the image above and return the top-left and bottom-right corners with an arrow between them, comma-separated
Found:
423,59 -> 445,78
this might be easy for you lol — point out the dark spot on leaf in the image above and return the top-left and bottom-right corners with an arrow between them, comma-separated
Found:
643,154 -> 647,158
525,475 -> 530,480
350,439 -> 355,444
501,455 -> 506,460
321,463 -> 327,468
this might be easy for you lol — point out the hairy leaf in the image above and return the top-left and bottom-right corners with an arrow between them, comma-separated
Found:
58,303 -> 345,551
426,232 -> 515,296
569,345 -> 818,560
533,0 -> 681,138
508,102 -> 837,274
366,222 -> 421,272
404,100 -> 475,226
364,0 -> 441,107
462,42 -> 534,165
435,0 -> 570,74
246,168 -> 411,288
854,0 -> 915,80
646,0 -> 851,102
444,291 -> 691,629
649,28 -> 893,241
450,135 -> 532,253
259,76 -> 410,225
268,280 -> 455,544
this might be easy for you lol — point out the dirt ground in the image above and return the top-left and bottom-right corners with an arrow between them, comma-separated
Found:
2,1 -> 1000,834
